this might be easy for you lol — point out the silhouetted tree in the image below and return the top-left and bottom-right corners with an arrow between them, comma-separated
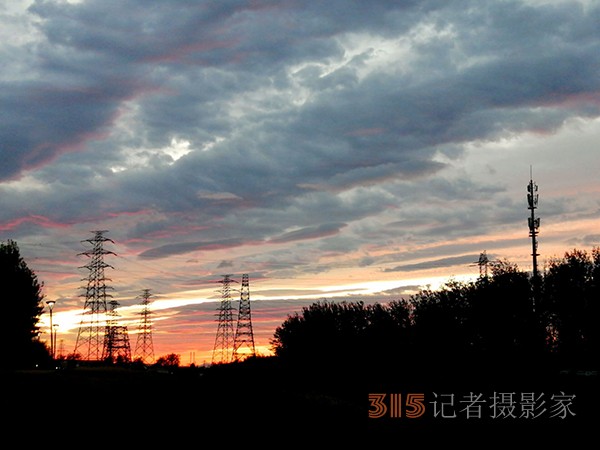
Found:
271,300 -> 365,364
540,248 -> 599,365
471,260 -> 544,364
0,240 -> 48,369
363,300 -> 412,363
155,353 -> 180,368
409,280 -> 475,368
271,299 -> 412,370
270,248 -> 598,379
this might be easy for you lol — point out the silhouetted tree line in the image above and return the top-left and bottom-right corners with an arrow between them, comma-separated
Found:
0,240 -> 50,369
2,237 -> 598,373
271,248 -> 599,374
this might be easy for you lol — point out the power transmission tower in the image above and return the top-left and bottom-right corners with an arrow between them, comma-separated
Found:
102,299 -> 132,363
211,275 -> 236,364
134,289 -> 155,365
73,230 -> 116,361
471,251 -> 490,278
232,274 -> 256,362
470,250 -> 499,278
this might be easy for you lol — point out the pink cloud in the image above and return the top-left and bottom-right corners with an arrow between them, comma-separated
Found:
536,91 -> 600,109
144,39 -> 241,65
0,214 -> 72,232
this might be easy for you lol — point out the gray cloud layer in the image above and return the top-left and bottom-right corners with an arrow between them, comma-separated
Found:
1,0 -> 599,288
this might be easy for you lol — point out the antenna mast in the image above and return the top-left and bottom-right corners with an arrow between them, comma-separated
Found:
527,167 -> 541,312
527,167 -> 540,280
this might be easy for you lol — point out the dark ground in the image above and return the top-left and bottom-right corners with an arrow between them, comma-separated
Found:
1,357 -> 597,445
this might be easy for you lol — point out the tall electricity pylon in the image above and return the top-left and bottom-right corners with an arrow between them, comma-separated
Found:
134,289 -> 155,365
73,230 -> 116,361
470,250 -> 499,279
233,274 -> 256,361
471,251 -> 491,278
102,299 -> 132,363
211,275 -> 236,364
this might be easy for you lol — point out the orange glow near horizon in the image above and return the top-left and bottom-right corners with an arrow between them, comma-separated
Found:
30,184 -> 600,366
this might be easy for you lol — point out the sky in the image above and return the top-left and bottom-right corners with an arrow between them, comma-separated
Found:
1,0 -> 599,365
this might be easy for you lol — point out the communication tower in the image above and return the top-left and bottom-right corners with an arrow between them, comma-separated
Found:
527,168 -> 541,313
73,230 -> 116,361
527,168 -> 541,280
134,289 -> 155,365
232,274 -> 256,361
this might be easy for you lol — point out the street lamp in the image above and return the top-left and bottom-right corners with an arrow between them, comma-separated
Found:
46,300 -> 56,359
53,323 -> 59,360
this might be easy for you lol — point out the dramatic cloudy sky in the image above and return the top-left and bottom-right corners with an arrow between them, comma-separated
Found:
1,0 -> 599,363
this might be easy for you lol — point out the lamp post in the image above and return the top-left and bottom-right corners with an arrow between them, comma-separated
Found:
53,323 -> 59,360
46,300 -> 56,359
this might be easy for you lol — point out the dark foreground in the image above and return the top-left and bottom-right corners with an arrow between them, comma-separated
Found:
1,357 -> 597,444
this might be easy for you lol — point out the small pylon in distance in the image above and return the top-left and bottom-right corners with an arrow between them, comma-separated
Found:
212,275 -> 236,364
232,273 -> 256,362
134,288 -> 155,365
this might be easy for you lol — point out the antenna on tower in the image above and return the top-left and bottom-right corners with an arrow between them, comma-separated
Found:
232,274 -> 256,362
211,275 -> 237,364
73,230 -> 116,361
134,289 -> 155,365
527,166 -> 540,280
527,166 -> 541,312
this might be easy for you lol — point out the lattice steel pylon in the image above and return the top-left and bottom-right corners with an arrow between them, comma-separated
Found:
211,274 -> 236,364
134,288 -> 155,365
102,299 -> 132,363
233,274 -> 256,361
73,230 -> 116,361
470,251 -> 499,278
